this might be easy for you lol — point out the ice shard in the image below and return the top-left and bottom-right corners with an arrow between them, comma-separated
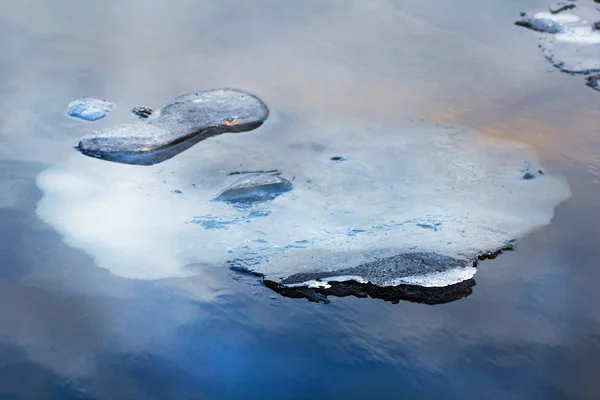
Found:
36,118 -> 570,291
65,97 -> 115,122
75,89 -> 270,166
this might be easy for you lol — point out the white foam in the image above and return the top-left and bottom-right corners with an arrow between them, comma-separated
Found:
36,120 -> 570,286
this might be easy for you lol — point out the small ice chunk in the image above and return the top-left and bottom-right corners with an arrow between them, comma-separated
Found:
65,97 -> 115,122
131,106 -> 153,119
214,174 -> 293,203
515,17 -> 565,34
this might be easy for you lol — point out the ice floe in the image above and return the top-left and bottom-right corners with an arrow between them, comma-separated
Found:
36,117 -> 571,289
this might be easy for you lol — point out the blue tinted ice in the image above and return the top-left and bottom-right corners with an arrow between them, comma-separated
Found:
65,97 -> 115,122
36,119 -> 570,288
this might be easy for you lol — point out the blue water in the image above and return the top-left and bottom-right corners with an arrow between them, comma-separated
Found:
1,0 -> 600,399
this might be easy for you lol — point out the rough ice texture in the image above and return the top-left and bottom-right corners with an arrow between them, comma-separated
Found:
516,4 -> 600,74
76,89 -> 269,165
65,97 -> 115,122
36,120 -> 571,288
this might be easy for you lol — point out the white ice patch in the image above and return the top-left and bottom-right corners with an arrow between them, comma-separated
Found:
391,266 -> 478,288
36,120 -> 570,287
555,26 -> 600,44
533,12 -> 580,24
286,280 -> 332,289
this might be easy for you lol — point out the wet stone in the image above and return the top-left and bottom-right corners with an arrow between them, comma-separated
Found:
214,174 -> 293,203
548,3 -> 576,14
75,89 -> 269,165
66,97 -> 115,122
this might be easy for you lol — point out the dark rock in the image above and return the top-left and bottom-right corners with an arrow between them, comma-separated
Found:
548,3 -> 576,14
75,89 -> 269,166
521,161 -> 543,180
330,156 -> 346,161
280,252 -> 472,287
227,169 -> 280,176
131,106 -> 153,119
585,73 -> 600,91
264,277 -> 476,305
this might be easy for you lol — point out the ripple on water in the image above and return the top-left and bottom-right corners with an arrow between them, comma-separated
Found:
36,118 -> 570,290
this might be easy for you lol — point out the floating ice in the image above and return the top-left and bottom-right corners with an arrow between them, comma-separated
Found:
65,97 -> 115,122
75,89 -> 269,166
516,3 -> 600,74
515,17 -> 565,34
36,120 -> 570,289
214,174 -> 293,203
585,73 -> 600,91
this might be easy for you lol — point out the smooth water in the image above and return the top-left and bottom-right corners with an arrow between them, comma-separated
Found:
2,0 -> 600,399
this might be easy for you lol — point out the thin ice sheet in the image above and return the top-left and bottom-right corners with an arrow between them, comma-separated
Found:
36,119 -> 570,288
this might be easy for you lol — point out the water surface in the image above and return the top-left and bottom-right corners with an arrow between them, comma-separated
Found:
1,0 -> 600,399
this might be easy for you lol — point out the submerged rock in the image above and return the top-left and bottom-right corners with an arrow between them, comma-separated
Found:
75,89 -> 269,165
548,3 -> 576,15
215,174 -> 293,203
522,160 -> 544,180
65,97 -> 115,122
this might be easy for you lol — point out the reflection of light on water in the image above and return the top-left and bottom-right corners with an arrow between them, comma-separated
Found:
36,118 -> 570,287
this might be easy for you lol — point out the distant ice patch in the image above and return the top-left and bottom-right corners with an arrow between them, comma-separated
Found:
36,120 -> 570,288
516,4 -> 600,74
65,97 -> 115,122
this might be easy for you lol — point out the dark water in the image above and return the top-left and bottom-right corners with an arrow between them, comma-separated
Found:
1,0 -> 600,399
